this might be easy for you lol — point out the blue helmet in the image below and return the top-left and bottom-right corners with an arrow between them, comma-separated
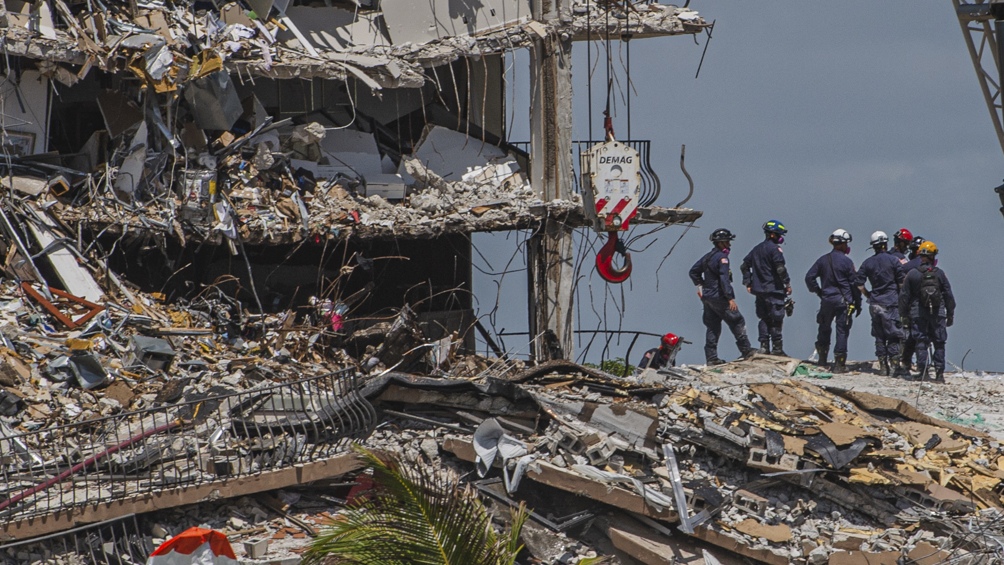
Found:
762,220 -> 787,235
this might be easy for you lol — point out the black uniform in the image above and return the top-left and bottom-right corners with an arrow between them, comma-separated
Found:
805,250 -> 861,358
637,347 -> 677,370
899,264 -> 955,376
856,250 -> 905,360
689,248 -> 753,362
740,238 -> 790,353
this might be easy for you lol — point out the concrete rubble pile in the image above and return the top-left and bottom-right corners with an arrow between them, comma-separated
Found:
3,266 -> 1004,565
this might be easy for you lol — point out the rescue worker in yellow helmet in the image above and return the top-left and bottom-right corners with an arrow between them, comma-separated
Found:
898,241 -> 956,383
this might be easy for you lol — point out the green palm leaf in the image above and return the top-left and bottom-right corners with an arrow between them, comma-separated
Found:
303,445 -> 528,565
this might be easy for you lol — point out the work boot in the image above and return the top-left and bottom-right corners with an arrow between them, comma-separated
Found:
900,356 -> 912,374
771,341 -> 788,357
741,348 -> 758,360
888,357 -> 901,377
815,346 -> 828,366
833,354 -> 847,374
757,342 -> 770,355
932,368 -> 946,383
707,357 -> 726,366
878,357 -> 890,376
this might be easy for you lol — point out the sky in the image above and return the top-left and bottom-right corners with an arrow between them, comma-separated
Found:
471,1 -> 1004,371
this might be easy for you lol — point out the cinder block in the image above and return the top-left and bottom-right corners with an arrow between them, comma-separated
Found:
733,489 -> 768,517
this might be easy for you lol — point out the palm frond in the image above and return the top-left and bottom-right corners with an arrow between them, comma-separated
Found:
303,445 -> 528,565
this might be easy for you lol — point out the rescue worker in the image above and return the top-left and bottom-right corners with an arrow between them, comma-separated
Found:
689,229 -> 755,365
740,220 -> 792,356
907,236 -> 926,262
899,235 -> 926,376
637,333 -> 684,370
899,241 -> 955,383
856,231 -> 905,376
890,228 -> 912,263
804,229 -> 861,373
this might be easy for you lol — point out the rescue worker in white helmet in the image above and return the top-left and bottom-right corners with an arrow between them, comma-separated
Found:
855,231 -> 905,376
805,229 -> 861,373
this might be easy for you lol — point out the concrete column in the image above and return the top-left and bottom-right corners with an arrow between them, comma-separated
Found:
527,1 -> 575,361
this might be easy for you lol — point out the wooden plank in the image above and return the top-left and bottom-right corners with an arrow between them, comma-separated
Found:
0,453 -> 364,541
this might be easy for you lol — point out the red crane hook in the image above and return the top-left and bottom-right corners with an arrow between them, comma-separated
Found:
596,232 -> 632,283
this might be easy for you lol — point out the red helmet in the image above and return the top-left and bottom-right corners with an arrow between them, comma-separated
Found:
893,228 -> 912,243
661,333 -> 681,348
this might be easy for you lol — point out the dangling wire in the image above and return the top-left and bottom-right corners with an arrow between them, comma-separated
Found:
605,2 -> 611,132
623,0 -> 632,141
587,0 -> 593,142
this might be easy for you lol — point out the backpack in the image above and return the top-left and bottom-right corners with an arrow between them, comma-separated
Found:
918,268 -> 942,315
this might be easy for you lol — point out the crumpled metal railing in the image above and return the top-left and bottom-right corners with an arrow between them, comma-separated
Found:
0,368 -> 375,521
0,514 -> 151,565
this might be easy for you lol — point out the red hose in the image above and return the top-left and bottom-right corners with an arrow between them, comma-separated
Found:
595,232 -> 632,284
0,419 -> 181,513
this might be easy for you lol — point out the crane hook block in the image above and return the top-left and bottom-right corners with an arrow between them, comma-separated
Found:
596,232 -> 632,283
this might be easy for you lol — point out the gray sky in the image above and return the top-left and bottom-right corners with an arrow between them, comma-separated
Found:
473,1 -> 1004,371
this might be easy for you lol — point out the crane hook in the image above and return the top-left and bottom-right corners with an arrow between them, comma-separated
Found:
596,232 -> 632,283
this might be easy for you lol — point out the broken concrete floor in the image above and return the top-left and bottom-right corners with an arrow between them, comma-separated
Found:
4,333 -> 1004,564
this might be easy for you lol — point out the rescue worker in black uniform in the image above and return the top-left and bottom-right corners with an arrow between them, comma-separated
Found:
637,333 -> 684,370
740,220 -> 792,356
899,241 -> 955,383
899,235 -> 926,376
805,229 -> 861,373
856,231 -> 905,376
689,229 -> 755,365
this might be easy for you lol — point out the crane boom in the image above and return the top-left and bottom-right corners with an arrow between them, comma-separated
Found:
955,0 -> 1004,156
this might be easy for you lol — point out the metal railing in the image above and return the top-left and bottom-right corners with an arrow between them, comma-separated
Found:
0,514 -> 151,565
508,140 -> 662,206
0,368 -> 376,521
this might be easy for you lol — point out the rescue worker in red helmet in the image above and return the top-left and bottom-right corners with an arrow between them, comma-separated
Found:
637,333 -> 685,370
890,228 -> 912,264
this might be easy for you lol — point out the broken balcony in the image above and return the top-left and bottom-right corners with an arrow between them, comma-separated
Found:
0,369 -> 374,539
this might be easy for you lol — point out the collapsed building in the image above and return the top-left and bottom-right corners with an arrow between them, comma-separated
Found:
0,0 -> 705,361
4,0 -> 1002,564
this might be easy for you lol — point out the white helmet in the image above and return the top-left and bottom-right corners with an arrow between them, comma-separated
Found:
870,231 -> 888,246
829,229 -> 852,244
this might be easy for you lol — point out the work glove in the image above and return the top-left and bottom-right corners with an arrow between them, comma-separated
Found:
854,304 -> 862,318
947,316 -> 954,328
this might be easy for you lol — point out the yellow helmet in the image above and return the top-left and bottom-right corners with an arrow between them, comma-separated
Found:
917,240 -> 938,256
